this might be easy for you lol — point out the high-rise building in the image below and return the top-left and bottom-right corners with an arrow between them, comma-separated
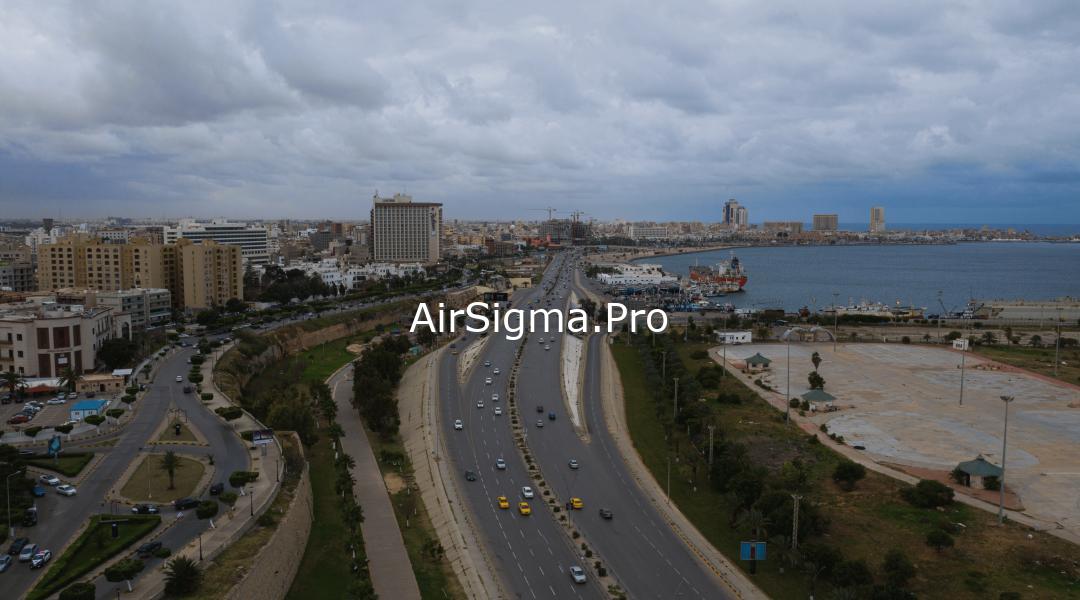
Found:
174,239 -> 244,310
164,219 -> 270,265
370,193 -> 442,264
722,199 -> 748,229
870,206 -> 885,233
763,221 -> 804,234
0,262 -> 34,292
95,288 -> 172,331
813,214 -> 839,231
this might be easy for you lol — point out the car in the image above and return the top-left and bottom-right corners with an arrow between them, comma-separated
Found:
497,496 -> 509,509
56,484 -> 77,496
492,368 -> 500,375
570,565 -> 587,584
483,360 -> 491,367
173,497 -> 199,510
0,554 -> 11,573
545,345 -> 551,351
132,504 -> 159,514
495,458 -> 507,470
46,397 -> 65,405
518,502 -> 531,516
209,482 -> 224,495
521,486 -> 534,499
136,541 -> 162,558
85,391 -> 96,398
183,385 -> 194,394
491,393 -> 499,402
175,375 -> 183,382
536,405 -> 544,413
476,400 -> 484,409
23,506 -> 38,527
18,543 -> 39,562
464,470 -> 477,481
493,406 -> 502,416
548,412 -> 556,421
7,415 -> 29,425
38,474 -> 60,486
454,419 -> 463,430
7,537 -> 28,557
535,420 -> 544,428
30,549 -> 51,569
568,459 -> 579,470
538,338 -> 544,344
31,486 -> 46,498
61,420 -> 79,428
485,377 -> 492,385
570,497 -> 584,510
599,508 -> 614,520
67,392 -> 78,400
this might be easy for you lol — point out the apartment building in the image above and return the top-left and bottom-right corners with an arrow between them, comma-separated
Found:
95,288 -> 172,331
175,239 -> 243,310
813,214 -> 839,231
0,262 -> 35,292
370,193 -> 442,264
164,219 -> 270,265
0,304 -> 117,377
870,206 -> 886,233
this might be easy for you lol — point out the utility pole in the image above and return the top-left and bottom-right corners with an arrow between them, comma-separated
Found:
959,344 -> 967,406
1054,320 -> 1062,378
6,468 -> 24,534
785,337 -> 792,422
791,494 -> 802,550
673,376 -> 679,420
707,425 -> 715,468
666,456 -> 671,504
832,292 -> 839,352
662,351 -> 667,381
999,395 -> 1014,523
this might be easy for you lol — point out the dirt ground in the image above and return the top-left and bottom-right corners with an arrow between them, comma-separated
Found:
729,342 -> 1080,536
383,471 -> 406,494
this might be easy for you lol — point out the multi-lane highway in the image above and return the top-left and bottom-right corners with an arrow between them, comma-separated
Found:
437,251 -> 735,599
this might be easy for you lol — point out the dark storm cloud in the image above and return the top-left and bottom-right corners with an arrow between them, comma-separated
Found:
0,0 -> 1078,223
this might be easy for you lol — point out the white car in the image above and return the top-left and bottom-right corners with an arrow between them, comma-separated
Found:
39,474 -> 60,486
545,345 -> 551,351
46,398 -> 64,405
568,459 -> 580,470
494,406 -> 502,416
56,484 -> 77,496
521,486 -> 534,499
495,458 -> 507,470
536,420 -> 544,428
454,419 -> 463,430
477,400 -> 485,409
491,393 -> 499,402
570,565 -> 587,584
538,338 -> 544,344
485,377 -> 492,385
492,368 -> 500,375
483,360 -> 491,367
175,375 -> 183,382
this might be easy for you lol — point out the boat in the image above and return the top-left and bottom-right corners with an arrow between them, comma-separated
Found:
688,253 -> 748,292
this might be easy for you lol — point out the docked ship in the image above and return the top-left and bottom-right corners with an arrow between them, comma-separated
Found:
688,254 -> 748,293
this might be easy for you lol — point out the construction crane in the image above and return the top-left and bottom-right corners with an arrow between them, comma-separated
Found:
570,210 -> 585,223
530,207 -> 558,221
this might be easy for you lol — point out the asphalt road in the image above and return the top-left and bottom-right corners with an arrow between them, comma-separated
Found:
438,289 -> 607,599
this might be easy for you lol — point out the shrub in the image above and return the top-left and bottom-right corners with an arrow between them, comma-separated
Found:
196,500 -> 219,519
215,406 -> 243,421
901,336 -> 911,344
788,398 -> 800,408
188,373 -> 204,384
84,415 -> 106,426
126,386 -> 140,395
901,479 -> 954,508
190,355 -> 205,365
256,513 -> 276,527
982,475 -> 1001,491
690,350 -> 709,360
105,558 -> 145,583
833,461 -> 867,491
219,491 -> 238,506
832,559 -> 873,587
121,395 -> 136,404
240,430 -> 254,441
106,409 -> 125,419
925,529 -> 954,552
882,549 -> 916,588
153,546 -> 172,558
54,424 -> 74,434
24,426 -> 43,437
949,467 -> 967,484
201,393 -> 214,401
59,582 -> 96,600
229,470 -> 259,488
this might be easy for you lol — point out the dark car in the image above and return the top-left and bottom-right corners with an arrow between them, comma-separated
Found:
599,508 -> 614,520
464,470 -> 477,481
548,412 -> 556,421
131,504 -> 159,514
22,507 -> 38,527
136,541 -> 162,558
182,385 -> 194,394
7,414 -> 29,425
31,486 -> 46,497
209,482 -> 224,496
173,497 -> 199,511
536,405 -> 544,413
85,391 -> 96,398
7,537 -> 29,556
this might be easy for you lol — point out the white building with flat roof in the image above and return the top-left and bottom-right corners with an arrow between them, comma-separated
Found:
164,219 -> 270,265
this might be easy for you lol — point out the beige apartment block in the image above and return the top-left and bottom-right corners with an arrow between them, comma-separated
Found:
371,193 -> 442,264
175,239 -> 243,310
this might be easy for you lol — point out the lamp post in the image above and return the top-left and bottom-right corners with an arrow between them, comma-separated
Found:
832,292 -> 839,352
6,467 -> 25,534
782,326 -> 830,422
673,376 -> 679,420
1054,310 -> 1062,378
249,485 -> 254,516
198,531 -> 203,560
959,343 -> 967,407
999,395 -> 1014,523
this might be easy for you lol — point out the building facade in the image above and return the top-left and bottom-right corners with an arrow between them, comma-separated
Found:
95,288 -> 172,331
763,221 -> 804,234
164,219 -> 270,265
813,214 -> 839,231
723,199 -> 749,229
870,206 -> 886,233
175,239 -> 244,310
370,194 -> 442,264
0,304 -> 117,377
0,262 -> 34,292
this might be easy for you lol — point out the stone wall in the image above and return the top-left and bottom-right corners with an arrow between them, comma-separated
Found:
225,435 -> 313,600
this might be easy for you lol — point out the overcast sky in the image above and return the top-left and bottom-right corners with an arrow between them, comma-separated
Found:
1,1 -> 1078,223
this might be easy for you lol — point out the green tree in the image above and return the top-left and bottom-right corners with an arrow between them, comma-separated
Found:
811,351 -> 822,371
925,529 -> 954,552
735,507 -> 770,540
808,371 -> 826,390
833,559 -> 873,587
882,549 -> 916,588
97,337 -> 139,369
160,450 -> 179,490
2,370 -> 26,396
832,460 -> 867,491
163,556 -> 201,595
1029,334 -> 1042,348
58,366 -> 78,393
105,558 -> 145,591
59,582 -> 96,600
224,297 -> 247,314
981,331 -> 998,345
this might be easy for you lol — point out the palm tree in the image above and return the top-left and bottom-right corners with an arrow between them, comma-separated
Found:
2,371 -> 26,396
163,556 -> 201,596
160,451 -> 179,490
811,352 -> 822,371
58,367 -> 78,393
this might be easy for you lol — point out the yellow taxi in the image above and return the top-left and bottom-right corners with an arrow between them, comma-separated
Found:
518,502 -> 531,516
497,496 -> 509,509
570,497 -> 584,510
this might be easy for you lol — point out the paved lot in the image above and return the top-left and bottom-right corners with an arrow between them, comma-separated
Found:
730,342 -> 1080,534
1,394 -> 105,429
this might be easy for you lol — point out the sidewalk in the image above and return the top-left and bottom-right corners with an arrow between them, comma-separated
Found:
399,348 -> 507,600
599,336 -> 767,600
328,363 -> 422,600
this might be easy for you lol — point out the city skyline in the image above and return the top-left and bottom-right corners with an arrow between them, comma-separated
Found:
1,2 -> 1079,223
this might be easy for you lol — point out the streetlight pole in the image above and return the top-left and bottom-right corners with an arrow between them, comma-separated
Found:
198,531 -> 203,560
999,395 -> 1014,523
832,292 -> 839,352
249,485 -> 254,516
959,345 -> 966,407
1054,317 -> 1062,378
6,468 -> 24,534
673,376 -> 679,420
666,456 -> 671,504
786,336 -> 792,422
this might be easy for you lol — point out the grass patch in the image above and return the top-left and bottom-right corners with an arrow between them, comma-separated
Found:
612,335 -> 1080,599
120,454 -> 204,503
973,343 -> 1080,386
27,514 -> 160,600
24,452 -> 94,478
157,421 -> 197,443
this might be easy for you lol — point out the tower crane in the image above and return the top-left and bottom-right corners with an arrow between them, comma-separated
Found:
530,207 -> 558,220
